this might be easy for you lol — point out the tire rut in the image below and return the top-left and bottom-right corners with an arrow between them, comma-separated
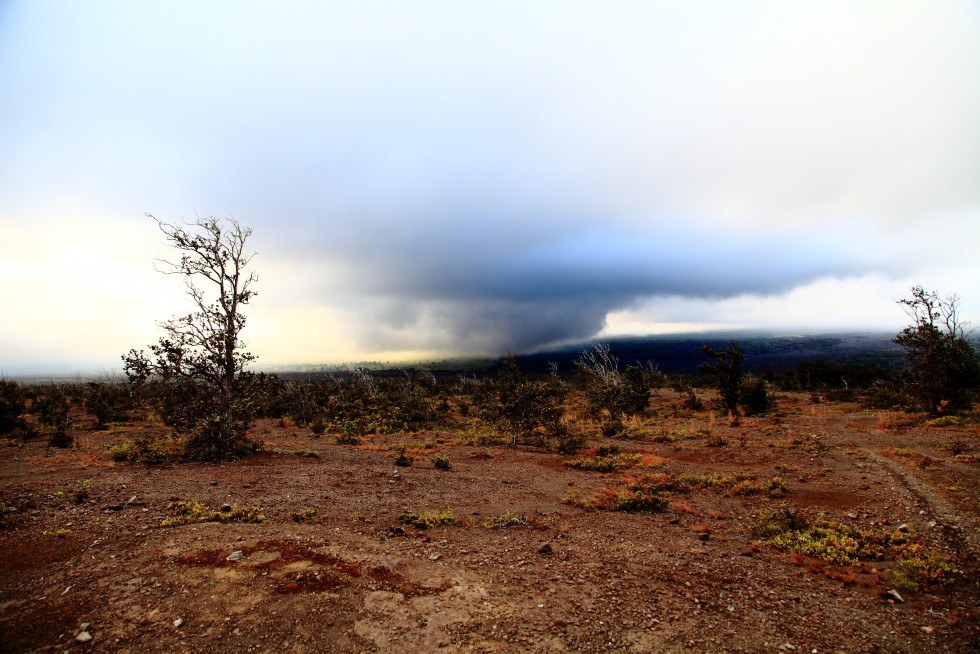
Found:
864,449 -> 980,561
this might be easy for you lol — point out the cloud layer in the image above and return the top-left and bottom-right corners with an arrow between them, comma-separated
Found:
1,1 -> 979,370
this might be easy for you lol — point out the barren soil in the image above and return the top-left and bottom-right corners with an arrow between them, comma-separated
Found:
1,392 -> 978,653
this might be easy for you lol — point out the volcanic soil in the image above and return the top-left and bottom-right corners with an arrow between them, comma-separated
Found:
1,392 -> 978,653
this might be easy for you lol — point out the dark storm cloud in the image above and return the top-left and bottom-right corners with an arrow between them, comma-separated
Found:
1,1 -> 978,368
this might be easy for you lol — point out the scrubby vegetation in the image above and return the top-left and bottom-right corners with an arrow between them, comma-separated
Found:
161,499 -> 266,527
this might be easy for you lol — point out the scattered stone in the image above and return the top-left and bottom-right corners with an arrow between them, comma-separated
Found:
227,550 -> 244,561
80,623 -> 90,630
174,618 -> 184,628
920,626 -> 934,634
221,503 -> 233,513
885,589 -> 904,604
697,532 -> 711,541
538,543 -> 553,555
846,513 -> 858,520
127,495 -> 138,505
778,643 -> 796,651
897,523 -> 909,533
209,481 -> 218,486
429,553 -> 441,561
668,517 -> 680,525
76,631 -> 93,642
769,488 -> 785,499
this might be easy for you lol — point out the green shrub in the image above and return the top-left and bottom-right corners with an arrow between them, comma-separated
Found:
290,507 -> 317,522
393,444 -> 413,467
399,508 -> 456,529
565,452 -> 641,472
161,499 -> 266,527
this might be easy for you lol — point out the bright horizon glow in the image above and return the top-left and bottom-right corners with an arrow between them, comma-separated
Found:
1,1 -> 979,375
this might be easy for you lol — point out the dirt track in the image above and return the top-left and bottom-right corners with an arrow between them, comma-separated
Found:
1,393 -> 978,653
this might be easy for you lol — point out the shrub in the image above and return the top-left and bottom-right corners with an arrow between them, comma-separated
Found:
481,512 -> 528,528
552,422 -> 586,454
309,415 -> 326,437
70,479 -> 92,505
399,508 -> 456,529
432,454 -> 452,470
741,379 -> 775,416
107,436 -> 185,464
565,452 -> 642,472
290,507 -> 317,522
683,390 -> 704,412
161,499 -> 266,527
29,384 -> 74,447
0,380 -> 27,436
393,444 -> 413,467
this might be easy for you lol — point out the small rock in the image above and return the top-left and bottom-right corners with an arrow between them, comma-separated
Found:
209,480 -> 218,486
221,503 -> 233,513
897,523 -> 909,533
920,626 -> 934,634
885,589 -> 904,604
846,513 -> 858,520
778,643 -> 796,651
668,517 -> 680,525
697,532 -> 711,541
429,553 -> 441,561
127,495 -> 138,505
174,618 -> 184,628
76,631 -> 93,642
80,623 -> 90,630
226,550 -> 244,561
768,488 -> 785,499
538,543 -> 553,555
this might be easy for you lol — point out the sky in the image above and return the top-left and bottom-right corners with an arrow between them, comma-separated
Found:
1,1 -> 979,375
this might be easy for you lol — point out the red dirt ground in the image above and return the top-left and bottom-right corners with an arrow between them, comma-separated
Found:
1,392 -> 978,653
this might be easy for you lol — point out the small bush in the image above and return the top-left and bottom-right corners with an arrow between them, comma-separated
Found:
432,454 -> 452,470
399,508 -> 456,529
481,512 -> 528,528
599,416 -> 625,438
309,415 -> 326,437
290,507 -> 317,522
704,433 -> 727,447
565,452 -> 642,473
108,436 -> 185,464
393,444 -> 413,467
741,379 -> 775,416
70,479 -> 92,505
162,499 -> 266,527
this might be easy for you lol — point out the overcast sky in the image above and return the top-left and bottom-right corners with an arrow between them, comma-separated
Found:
2,1 -> 979,375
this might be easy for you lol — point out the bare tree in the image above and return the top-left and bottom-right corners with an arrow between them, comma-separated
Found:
123,214 -> 259,459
